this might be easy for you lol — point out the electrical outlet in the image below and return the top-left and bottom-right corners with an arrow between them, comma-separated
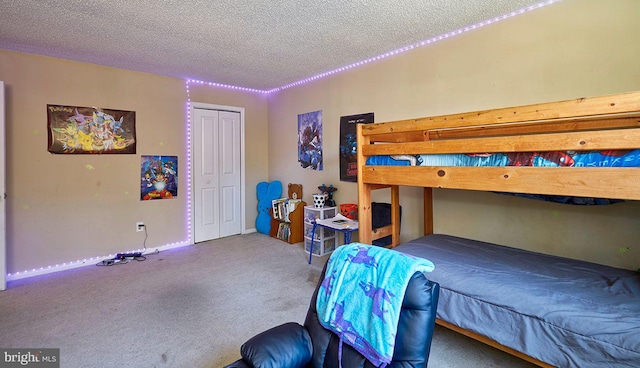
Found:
136,222 -> 145,232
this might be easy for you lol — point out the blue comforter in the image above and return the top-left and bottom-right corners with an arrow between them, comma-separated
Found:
396,234 -> 640,368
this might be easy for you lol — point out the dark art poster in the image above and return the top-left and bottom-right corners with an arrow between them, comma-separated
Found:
340,112 -> 374,182
141,155 -> 178,200
47,105 -> 136,154
298,110 -> 323,170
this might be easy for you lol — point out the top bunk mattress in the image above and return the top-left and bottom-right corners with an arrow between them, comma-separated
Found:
395,234 -> 640,368
366,149 -> 640,167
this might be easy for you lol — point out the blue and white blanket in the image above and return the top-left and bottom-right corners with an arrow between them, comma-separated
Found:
316,243 -> 435,367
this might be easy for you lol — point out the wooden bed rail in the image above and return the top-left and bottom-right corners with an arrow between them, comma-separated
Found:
361,127 -> 640,156
360,91 -> 640,137
436,319 -> 555,368
362,166 -> 640,200
364,115 -> 640,146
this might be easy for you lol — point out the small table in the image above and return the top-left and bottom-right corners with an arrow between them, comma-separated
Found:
308,217 -> 359,264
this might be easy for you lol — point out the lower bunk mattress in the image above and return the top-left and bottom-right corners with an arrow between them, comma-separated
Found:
394,234 -> 640,368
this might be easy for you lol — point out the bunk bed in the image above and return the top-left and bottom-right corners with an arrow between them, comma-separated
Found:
356,91 -> 640,368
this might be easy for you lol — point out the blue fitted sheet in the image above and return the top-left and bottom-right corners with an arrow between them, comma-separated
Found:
395,234 -> 640,368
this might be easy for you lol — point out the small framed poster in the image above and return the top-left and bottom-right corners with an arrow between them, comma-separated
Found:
141,155 -> 178,200
340,112 -> 374,182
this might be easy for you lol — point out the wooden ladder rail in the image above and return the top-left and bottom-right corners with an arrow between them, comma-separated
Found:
358,124 -> 402,247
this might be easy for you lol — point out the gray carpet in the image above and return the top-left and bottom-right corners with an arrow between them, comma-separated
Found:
0,233 -> 536,367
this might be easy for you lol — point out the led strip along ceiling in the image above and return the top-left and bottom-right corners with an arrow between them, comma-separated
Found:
189,0 -> 562,94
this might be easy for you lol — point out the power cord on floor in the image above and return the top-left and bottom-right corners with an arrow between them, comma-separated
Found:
96,224 -> 150,266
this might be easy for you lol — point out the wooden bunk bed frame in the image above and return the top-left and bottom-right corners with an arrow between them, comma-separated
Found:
356,91 -> 640,367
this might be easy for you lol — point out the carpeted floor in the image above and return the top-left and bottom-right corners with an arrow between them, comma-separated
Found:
0,233 -> 536,367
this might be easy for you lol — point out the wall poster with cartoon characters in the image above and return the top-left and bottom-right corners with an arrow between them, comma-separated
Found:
298,110 -> 323,170
141,155 -> 178,200
47,105 -> 136,154
339,112 -> 374,182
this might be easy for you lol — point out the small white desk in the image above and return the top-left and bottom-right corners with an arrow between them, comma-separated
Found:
308,215 -> 358,264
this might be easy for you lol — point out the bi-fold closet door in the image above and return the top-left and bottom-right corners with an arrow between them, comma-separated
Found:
193,108 -> 242,243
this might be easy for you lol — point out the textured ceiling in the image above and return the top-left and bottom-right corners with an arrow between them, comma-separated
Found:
0,0 -> 557,91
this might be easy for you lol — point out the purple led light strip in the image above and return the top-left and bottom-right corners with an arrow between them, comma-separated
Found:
185,79 -> 265,94
188,0 -> 560,94
267,0 -> 561,93
185,82 -> 193,239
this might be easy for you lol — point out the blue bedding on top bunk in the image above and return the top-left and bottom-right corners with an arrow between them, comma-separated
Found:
366,149 -> 640,168
366,150 -> 640,204
395,234 -> 640,368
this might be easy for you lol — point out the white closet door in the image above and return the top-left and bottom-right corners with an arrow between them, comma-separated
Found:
193,108 -> 241,243
218,111 -> 242,238
194,109 -> 220,242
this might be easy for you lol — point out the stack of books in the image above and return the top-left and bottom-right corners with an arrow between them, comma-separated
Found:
272,198 -> 302,222
276,222 -> 291,241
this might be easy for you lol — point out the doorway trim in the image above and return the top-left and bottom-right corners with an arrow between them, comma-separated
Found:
190,102 -> 246,244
